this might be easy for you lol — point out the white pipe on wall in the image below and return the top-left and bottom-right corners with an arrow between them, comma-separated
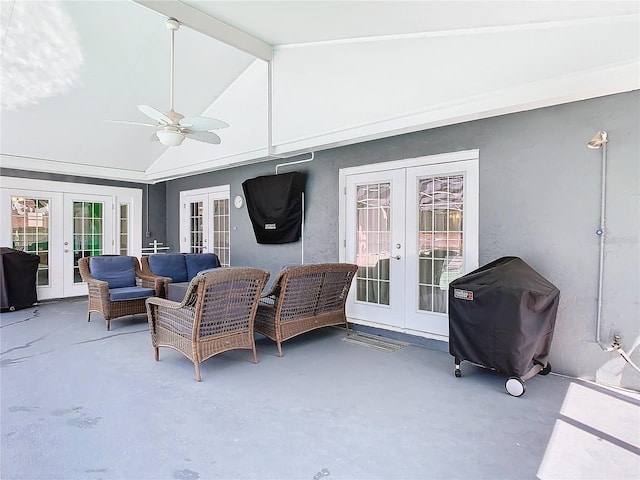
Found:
595,138 -> 607,344
588,132 -> 640,376
275,152 -> 314,265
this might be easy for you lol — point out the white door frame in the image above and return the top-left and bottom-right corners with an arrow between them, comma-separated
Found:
339,149 -> 479,341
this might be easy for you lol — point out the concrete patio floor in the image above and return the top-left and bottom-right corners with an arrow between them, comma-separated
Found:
2,298 -> 639,480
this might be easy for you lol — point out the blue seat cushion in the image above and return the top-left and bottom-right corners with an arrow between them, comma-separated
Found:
148,254 -> 188,283
109,286 -> 155,301
90,256 -> 136,289
185,253 -> 220,281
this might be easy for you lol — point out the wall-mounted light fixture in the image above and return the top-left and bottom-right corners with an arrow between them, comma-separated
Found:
587,130 -> 608,149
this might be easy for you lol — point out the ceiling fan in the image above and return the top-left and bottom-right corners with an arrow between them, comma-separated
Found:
115,17 -> 228,147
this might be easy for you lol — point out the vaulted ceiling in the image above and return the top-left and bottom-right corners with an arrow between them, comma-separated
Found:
1,1 -> 638,183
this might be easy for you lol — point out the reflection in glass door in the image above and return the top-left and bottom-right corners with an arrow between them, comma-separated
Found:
71,200 -> 105,283
212,198 -> 230,266
355,182 -> 392,306
189,200 -> 204,253
417,175 -> 464,315
10,196 -> 51,287
119,204 -> 130,255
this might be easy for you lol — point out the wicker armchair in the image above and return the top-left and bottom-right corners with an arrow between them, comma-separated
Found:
145,267 -> 270,381
254,263 -> 358,357
78,255 -> 163,331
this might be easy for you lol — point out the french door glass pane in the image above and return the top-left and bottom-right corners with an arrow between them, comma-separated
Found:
212,199 -> 230,266
73,201 -> 104,283
189,201 -> 204,253
417,175 -> 464,313
10,196 -> 50,286
119,204 -> 129,255
355,182 -> 391,305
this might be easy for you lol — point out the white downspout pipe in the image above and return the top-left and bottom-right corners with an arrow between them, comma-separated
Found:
588,131 -> 639,376
593,132 -> 608,344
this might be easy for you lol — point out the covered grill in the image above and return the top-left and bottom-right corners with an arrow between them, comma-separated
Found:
1,247 -> 40,312
448,256 -> 560,396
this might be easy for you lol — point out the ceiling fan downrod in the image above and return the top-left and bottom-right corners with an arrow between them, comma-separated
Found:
166,17 -> 180,115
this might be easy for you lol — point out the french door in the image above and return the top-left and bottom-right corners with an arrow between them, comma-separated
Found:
180,186 -> 230,266
341,151 -> 479,340
63,194 -> 114,297
1,178 -> 142,300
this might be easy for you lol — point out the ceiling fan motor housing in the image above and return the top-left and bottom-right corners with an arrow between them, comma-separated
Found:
166,18 -> 180,31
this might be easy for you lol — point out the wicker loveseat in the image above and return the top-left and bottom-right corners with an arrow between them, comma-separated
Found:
254,263 -> 358,356
141,253 -> 221,301
79,255 -> 164,330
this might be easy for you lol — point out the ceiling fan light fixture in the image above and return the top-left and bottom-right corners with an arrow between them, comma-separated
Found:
156,129 -> 185,146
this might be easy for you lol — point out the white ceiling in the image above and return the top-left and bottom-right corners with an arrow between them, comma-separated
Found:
1,1 -> 638,183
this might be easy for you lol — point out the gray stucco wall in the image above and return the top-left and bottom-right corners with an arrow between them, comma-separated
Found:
166,91 -> 640,391
145,182 -> 167,247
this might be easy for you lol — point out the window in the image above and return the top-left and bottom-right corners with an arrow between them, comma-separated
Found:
119,203 -> 130,255
11,196 -> 50,286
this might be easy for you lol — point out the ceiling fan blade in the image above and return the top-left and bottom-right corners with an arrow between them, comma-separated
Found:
185,130 -> 221,145
107,119 -> 157,128
138,105 -> 172,125
179,116 -> 229,132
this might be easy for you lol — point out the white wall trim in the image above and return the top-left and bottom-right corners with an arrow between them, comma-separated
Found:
0,155 -> 150,183
179,184 -> 230,198
275,13 -> 638,49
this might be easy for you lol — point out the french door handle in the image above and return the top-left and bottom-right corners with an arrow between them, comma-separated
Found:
391,255 -> 401,260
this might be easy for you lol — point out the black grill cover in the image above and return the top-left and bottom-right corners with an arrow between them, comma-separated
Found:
1,247 -> 40,312
448,256 -> 560,377
242,172 -> 307,244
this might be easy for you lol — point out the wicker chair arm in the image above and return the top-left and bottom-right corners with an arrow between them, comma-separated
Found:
83,277 -> 110,310
82,275 -> 108,288
146,296 -> 185,309
83,275 -> 110,299
146,296 -> 196,333
137,273 -> 167,295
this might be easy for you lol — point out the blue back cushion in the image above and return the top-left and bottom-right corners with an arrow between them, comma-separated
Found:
90,256 -> 136,289
185,253 -> 220,281
148,254 -> 188,283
